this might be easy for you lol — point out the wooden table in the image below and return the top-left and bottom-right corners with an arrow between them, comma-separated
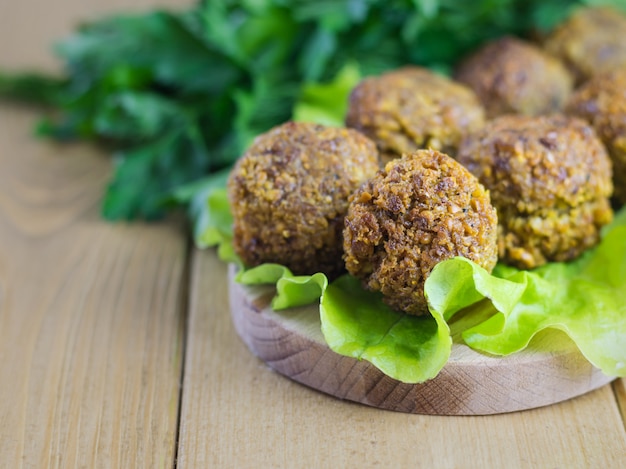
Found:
1,1 -> 624,467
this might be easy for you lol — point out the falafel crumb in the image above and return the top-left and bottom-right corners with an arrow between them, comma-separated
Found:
343,149 -> 498,315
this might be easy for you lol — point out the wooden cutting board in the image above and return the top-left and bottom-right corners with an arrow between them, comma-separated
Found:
228,265 -> 614,415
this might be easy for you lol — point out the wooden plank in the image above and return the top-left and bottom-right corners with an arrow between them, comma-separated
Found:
0,0 -> 187,71
0,106 -> 186,466
615,379 -> 626,428
178,250 -> 626,468
0,1 -> 190,466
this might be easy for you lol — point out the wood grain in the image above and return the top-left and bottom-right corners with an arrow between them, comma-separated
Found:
228,267 -> 614,415
177,250 -> 626,468
2,0 -> 626,466
0,0 -> 188,72
0,106 -> 187,467
0,1 -> 191,465
615,379 -> 626,428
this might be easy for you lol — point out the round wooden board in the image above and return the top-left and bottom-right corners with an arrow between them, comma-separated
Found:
228,265 -> 614,415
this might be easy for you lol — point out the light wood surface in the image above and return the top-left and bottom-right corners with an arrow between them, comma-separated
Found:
0,2 -> 188,466
0,0 -> 183,72
0,105 -> 187,468
0,106 -> 186,467
179,250 -> 626,468
615,379 -> 626,424
228,267 -> 614,415
1,0 -> 625,467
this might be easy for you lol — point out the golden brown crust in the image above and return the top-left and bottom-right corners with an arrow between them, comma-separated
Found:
454,37 -> 573,118
228,121 -> 380,278
544,7 -> 626,84
343,150 -> 498,316
497,198 -> 613,268
565,68 -> 626,204
345,67 -> 485,162
457,114 -> 613,269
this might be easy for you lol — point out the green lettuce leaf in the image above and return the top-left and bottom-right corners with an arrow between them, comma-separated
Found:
236,264 -> 451,383
425,215 -> 626,377
200,188 -> 238,264
320,275 -> 451,383
292,62 -> 361,127
172,180 -> 239,264
237,263 -> 328,310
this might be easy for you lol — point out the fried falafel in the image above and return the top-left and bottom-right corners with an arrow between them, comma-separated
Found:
345,67 -> 485,163
565,68 -> 626,205
457,114 -> 613,269
544,7 -> 626,84
454,37 -> 573,118
343,149 -> 498,316
228,121 -> 380,278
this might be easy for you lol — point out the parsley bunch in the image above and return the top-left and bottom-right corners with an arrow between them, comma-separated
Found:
0,0 -> 615,219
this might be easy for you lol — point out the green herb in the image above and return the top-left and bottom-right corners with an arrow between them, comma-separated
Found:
0,73 -> 64,106
168,169 -> 239,262
427,234 -> 626,378
321,275 -> 450,383
237,264 -> 328,310
2,0 -> 620,219
292,62 -> 362,127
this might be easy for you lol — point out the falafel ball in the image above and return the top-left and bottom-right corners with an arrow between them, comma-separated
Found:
228,121 -> 380,278
343,149 -> 498,316
544,7 -> 626,84
345,67 -> 485,163
565,68 -> 626,205
457,115 -> 613,269
454,37 -> 573,118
